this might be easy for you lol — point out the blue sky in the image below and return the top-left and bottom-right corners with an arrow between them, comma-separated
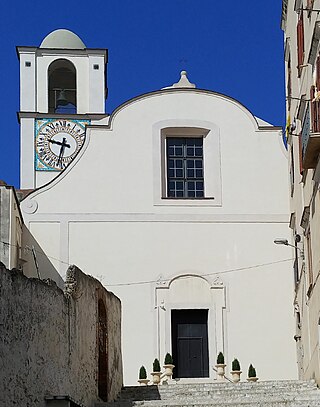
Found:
0,0 -> 285,188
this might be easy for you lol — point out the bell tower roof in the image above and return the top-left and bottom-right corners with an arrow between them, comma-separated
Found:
40,29 -> 86,49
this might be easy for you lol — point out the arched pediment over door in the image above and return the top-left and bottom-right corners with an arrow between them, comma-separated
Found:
155,273 -> 226,380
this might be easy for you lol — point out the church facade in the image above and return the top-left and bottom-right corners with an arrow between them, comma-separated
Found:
19,29 -> 297,385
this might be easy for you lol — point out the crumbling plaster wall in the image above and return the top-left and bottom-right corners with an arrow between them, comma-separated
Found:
0,263 -> 122,407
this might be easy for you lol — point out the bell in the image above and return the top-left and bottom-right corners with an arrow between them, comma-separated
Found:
56,89 -> 68,107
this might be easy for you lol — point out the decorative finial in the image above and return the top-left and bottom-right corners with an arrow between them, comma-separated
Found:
172,71 -> 196,88
162,71 -> 196,90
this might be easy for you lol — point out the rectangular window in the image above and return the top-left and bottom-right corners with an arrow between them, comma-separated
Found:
167,137 -> 204,198
306,231 -> 313,289
310,57 -> 320,132
301,104 -> 310,171
307,0 -> 314,17
290,145 -> 294,197
287,56 -> 292,110
310,85 -> 318,132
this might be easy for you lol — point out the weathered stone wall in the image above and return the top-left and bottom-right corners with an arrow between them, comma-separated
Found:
0,263 -> 122,407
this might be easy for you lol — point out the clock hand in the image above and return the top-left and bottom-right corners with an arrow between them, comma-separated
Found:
49,138 -> 71,148
58,137 -> 70,168
49,138 -> 62,146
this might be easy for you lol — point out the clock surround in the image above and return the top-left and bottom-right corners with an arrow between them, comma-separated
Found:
35,118 -> 90,171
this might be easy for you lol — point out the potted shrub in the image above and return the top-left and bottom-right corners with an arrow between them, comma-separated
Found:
231,358 -> 242,383
151,358 -> 161,384
247,364 -> 258,382
163,353 -> 175,377
138,365 -> 149,386
215,352 -> 226,381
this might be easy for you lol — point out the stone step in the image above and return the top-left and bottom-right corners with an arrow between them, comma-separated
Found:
142,392 -> 320,402
97,396 -> 320,406
117,392 -> 320,402
118,381 -> 318,401
121,380 -> 316,391
96,380 -> 320,407
95,402 -> 320,407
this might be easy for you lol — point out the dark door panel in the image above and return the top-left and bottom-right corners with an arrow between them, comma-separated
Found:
177,337 -> 204,377
171,309 -> 209,378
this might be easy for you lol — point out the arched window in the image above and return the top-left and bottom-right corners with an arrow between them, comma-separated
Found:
98,299 -> 108,401
48,59 -> 76,113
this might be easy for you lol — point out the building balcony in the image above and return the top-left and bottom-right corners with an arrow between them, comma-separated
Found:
302,132 -> 320,169
301,104 -> 320,169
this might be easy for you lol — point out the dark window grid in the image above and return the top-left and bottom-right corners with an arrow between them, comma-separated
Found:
168,159 -> 203,179
167,138 -> 204,198
168,180 -> 204,198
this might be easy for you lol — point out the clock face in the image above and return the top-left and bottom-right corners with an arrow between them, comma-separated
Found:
35,119 -> 90,171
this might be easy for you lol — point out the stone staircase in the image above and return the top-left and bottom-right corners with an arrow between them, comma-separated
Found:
96,380 -> 320,407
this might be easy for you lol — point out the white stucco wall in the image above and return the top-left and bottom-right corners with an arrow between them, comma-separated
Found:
21,89 -> 297,384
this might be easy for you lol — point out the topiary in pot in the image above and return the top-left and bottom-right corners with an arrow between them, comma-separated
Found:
163,353 -> 175,377
248,364 -> 256,377
231,358 -> 242,383
232,358 -> 241,371
153,358 -> 161,372
247,364 -> 258,382
139,365 -> 147,379
151,358 -> 161,385
138,365 -> 149,386
216,352 -> 225,365
164,353 -> 173,365
215,352 -> 226,381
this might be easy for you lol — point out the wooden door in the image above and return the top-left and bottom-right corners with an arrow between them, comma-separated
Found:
171,309 -> 209,378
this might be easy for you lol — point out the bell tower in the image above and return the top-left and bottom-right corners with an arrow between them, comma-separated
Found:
17,29 -> 108,189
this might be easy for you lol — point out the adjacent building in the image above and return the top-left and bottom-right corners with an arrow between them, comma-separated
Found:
0,180 -> 123,405
282,0 -> 320,384
0,181 -> 23,270
0,263 -> 122,406
19,29 -> 297,385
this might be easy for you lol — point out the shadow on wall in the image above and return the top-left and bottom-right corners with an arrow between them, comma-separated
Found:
21,224 -> 65,289
0,263 -> 123,407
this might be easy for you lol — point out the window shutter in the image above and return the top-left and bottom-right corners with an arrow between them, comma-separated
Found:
311,86 -> 317,132
316,56 -> 320,91
299,132 -> 303,174
297,13 -> 304,77
287,58 -> 292,109
316,58 -> 320,132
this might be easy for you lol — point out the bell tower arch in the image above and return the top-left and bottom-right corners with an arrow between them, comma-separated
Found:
48,59 -> 77,114
17,29 -> 108,188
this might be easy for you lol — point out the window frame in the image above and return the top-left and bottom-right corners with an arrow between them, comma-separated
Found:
152,121 -> 222,207
166,136 -> 205,199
